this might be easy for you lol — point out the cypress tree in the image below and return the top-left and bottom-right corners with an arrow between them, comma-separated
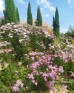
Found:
53,8 -> 60,37
36,6 -> 42,26
27,2 -> 33,25
16,8 -> 20,22
3,0 -> 16,23
53,16 -> 56,35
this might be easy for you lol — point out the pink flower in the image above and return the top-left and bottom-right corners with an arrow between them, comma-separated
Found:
42,73 -> 47,77
28,51 -> 65,89
16,80 -> 24,88
44,77 -> 47,81
12,80 -> 24,92
32,80 -> 35,83
32,70 -> 38,75
31,57 -> 34,60
32,80 -> 38,86
71,72 -> 74,78
48,65 -> 53,69
48,81 -> 55,91
62,85 -> 68,92
30,61 -> 40,69
58,66 -> 64,73
29,52 -> 37,56
34,82 -> 38,86
29,52 -> 43,56
27,74 -> 34,79
49,72 -> 56,80
12,85 -> 19,92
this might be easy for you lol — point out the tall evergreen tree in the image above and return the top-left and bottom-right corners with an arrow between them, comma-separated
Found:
53,8 -> 60,37
36,6 -> 42,26
53,16 -> 56,35
3,0 -> 17,23
16,8 -> 20,22
27,2 -> 33,25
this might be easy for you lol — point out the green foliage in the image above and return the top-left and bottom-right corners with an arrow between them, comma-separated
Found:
0,53 -> 12,63
27,2 -> 33,25
4,0 -> 17,23
16,7 -> 20,22
53,8 -> 60,37
36,6 -> 42,26
0,81 -> 11,93
66,79 -> 74,90
10,32 -> 24,61
42,36 -> 53,50
29,33 -> 43,51
0,62 -> 18,86
31,76 -> 48,91
1,30 -> 24,61
65,27 -> 74,37
19,67 -> 30,80
53,57 -> 74,77
29,32 -> 53,51
68,90 -> 74,93
64,62 -> 74,76
0,62 -> 30,92
53,57 -> 64,66
0,17 -> 5,27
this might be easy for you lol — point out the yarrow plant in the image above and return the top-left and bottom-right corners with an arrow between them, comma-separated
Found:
27,52 -> 64,91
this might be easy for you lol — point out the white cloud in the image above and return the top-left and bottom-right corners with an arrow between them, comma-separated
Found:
37,0 -> 55,12
18,0 -> 25,4
40,7 -> 44,12
43,13 -> 49,18
45,14 -> 49,17
0,0 -> 4,12
67,0 -> 74,4
61,28 -> 68,33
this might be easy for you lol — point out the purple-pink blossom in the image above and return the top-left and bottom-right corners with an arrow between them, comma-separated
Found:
12,85 -> 19,92
12,80 -> 24,92
27,52 -> 64,88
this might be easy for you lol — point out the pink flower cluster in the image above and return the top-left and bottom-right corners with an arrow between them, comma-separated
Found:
0,41 -> 12,54
29,51 -> 44,56
27,52 -> 64,88
71,72 -> 74,78
57,48 -> 74,62
12,80 -> 24,92
49,44 -> 74,63
0,48 -> 13,54
0,41 -> 10,47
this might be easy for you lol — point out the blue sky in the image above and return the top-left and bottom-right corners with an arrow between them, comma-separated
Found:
0,0 -> 74,33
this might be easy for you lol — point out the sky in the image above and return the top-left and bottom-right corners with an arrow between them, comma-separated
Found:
0,0 -> 74,33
